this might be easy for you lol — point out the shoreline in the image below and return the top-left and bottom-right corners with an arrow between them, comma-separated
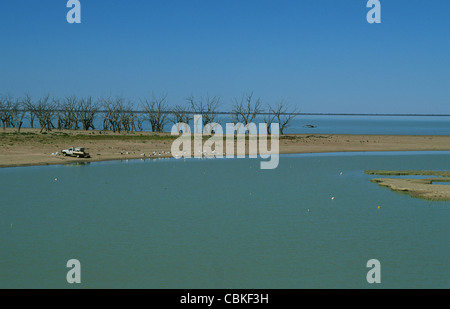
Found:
5,150 -> 450,170
2,128 -> 450,168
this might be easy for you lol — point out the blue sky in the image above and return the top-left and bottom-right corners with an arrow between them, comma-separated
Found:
0,0 -> 449,113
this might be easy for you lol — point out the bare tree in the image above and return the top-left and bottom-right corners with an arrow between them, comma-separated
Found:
58,95 -> 80,130
268,101 -> 298,135
0,94 -> 13,130
22,94 -> 35,129
54,98 -> 64,130
142,94 -> 169,133
101,96 -> 124,133
169,104 -> 193,132
187,94 -> 220,132
232,92 -> 263,126
0,95 -> 4,130
119,102 -> 136,133
0,95 -> 27,132
263,107 -> 276,135
78,96 -> 98,130
135,113 -> 145,131
10,97 -> 27,133
32,95 -> 55,133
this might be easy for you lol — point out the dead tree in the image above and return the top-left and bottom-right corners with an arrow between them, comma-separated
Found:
142,94 -> 169,133
128,108 -> 143,132
119,102 -> 135,133
0,95 -> 26,131
187,94 -> 220,132
22,94 -> 35,129
170,104 -> 193,132
55,98 -> 64,130
33,95 -> 56,133
78,96 -> 98,130
10,98 -> 27,133
0,95 -> 4,130
59,95 -> 79,130
0,95 -> 13,130
232,92 -> 262,127
102,96 -> 124,133
263,107 -> 276,135
135,113 -> 144,131
268,101 -> 298,135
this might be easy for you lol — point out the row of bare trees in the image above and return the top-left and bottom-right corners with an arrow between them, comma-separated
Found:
0,94 -> 28,132
232,92 -> 297,134
0,93 -> 298,134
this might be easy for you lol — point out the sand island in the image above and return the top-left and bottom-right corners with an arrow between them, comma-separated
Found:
366,170 -> 450,201
2,128 -> 450,168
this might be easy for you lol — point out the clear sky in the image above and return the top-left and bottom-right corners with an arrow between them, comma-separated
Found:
1,0 -> 449,113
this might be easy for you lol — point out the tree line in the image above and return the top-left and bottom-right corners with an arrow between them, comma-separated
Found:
0,92 -> 297,134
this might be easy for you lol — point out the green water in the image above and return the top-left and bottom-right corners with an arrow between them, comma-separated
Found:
0,152 -> 449,288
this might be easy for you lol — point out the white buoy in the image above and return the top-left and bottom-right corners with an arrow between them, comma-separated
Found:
331,197 -> 335,200
54,178 -> 58,182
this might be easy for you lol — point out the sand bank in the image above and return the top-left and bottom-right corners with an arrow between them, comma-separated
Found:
366,170 -> 450,201
1,128 -> 450,168
371,178 -> 450,201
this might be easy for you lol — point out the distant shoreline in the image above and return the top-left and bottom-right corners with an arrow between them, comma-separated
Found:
1,128 -> 450,168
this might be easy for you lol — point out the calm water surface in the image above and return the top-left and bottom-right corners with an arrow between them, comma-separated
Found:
19,115 -> 450,135
0,152 -> 449,288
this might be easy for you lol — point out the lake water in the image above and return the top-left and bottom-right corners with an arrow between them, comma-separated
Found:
171,115 -> 450,135
215,115 -> 450,135
0,152 -> 449,288
283,115 -> 450,135
19,114 -> 450,135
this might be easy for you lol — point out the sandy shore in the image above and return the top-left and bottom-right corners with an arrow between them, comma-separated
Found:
1,128 -> 450,168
